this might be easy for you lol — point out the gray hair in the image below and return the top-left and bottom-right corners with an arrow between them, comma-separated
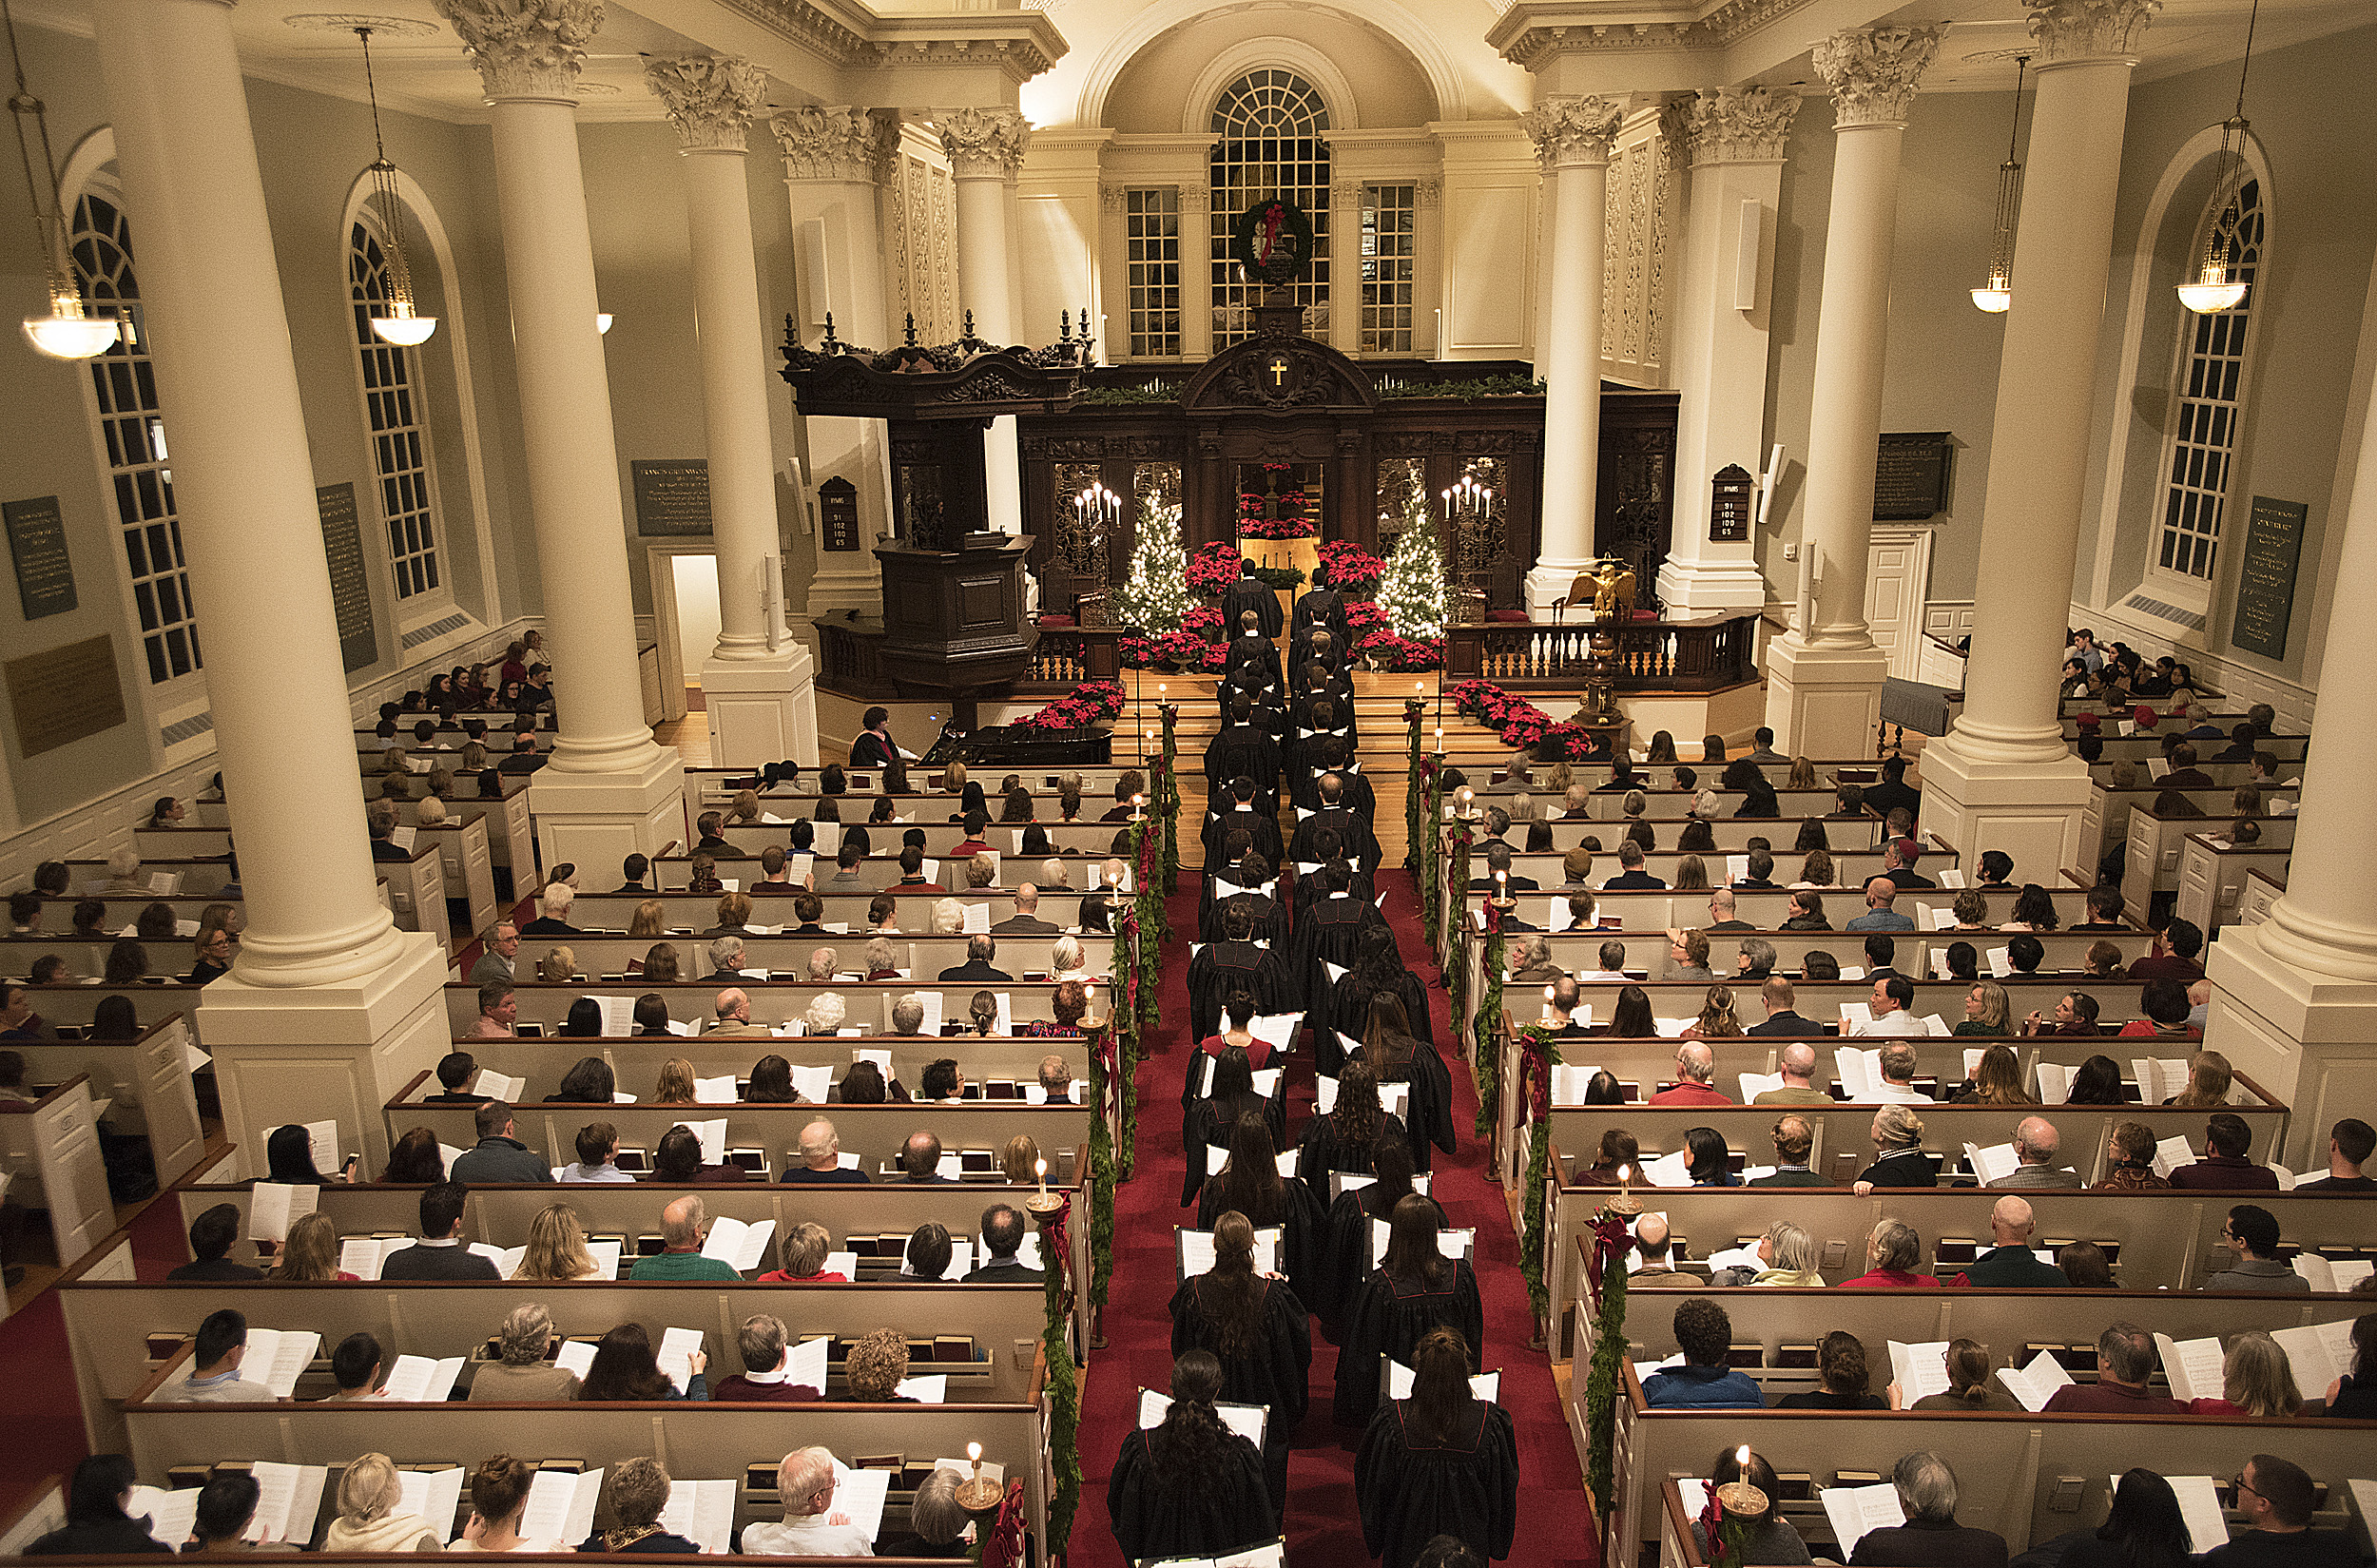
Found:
737,1313 -> 787,1373
967,933 -> 996,963
892,993 -> 925,1035
778,1446 -> 836,1517
1893,1451 -> 1959,1522
805,992 -> 847,1031
497,1302 -> 552,1366
863,937 -> 898,974
1675,1041 -> 1715,1084
798,1119 -> 838,1161
930,898 -> 964,935
806,947 -> 839,980
707,934 -> 744,970
908,1468 -> 966,1546
1872,1220 -> 1921,1273
1767,1221 -> 1818,1274
107,845 -> 139,878
2099,1321 -> 2155,1384
609,1458 -> 671,1528
1051,935 -> 1085,973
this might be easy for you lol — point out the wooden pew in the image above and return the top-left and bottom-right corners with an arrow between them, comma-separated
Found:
652,851 -> 1128,895
480,933 -> 1111,984
43,858 -> 238,899
434,1035 -> 1091,1101
2123,806 -> 2294,914
1446,882 -> 2100,937
138,827 -> 450,951
4,1014 -> 207,1190
2078,783 -> 2296,865
0,1074 -> 116,1286
453,980 -> 1098,1036
209,778 -> 538,886
1438,844 -> 1955,942
699,820 -> 1159,861
561,889 -> 1119,935
2176,833 -> 2295,935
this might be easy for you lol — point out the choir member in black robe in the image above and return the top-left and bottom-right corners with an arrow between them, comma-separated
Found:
1197,1112 -> 1324,1295
1311,1135 -> 1445,1331
1289,633 -> 1350,693
1222,558 -> 1285,641
1356,1327 -> 1518,1568
1197,824 -> 1258,935
1188,901 -> 1288,1041
1291,776 -> 1382,870
1169,1210 -> 1312,1513
1181,1046 -> 1286,1205
1201,775 -> 1285,872
1294,566 -> 1350,644
1293,736 -> 1377,821
1205,854 -> 1288,947
1335,1194 -> 1485,1425
1348,992 -> 1457,1172
1285,687 -> 1355,788
1322,925 -> 1436,1065
1226,624 -> 1285,694
1290,842 -> 1377,922
1205,695 -> 1283,805
1109,1349 -> 1276,1562
1301,1060 -> 1412,1182
1286,861 -> 1386,1006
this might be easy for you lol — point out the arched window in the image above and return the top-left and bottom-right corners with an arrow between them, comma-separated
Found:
68,193 -> 202,687
349,219 -> 443,600
2155,176 -> 2264,584
1208,70 -> 1330,347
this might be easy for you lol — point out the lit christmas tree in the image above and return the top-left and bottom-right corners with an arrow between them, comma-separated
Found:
1113,496 -> 1192,636
1377,518 -> 1448,638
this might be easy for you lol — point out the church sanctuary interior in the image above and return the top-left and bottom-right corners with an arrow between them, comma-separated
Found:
5,0 -> 2377,1562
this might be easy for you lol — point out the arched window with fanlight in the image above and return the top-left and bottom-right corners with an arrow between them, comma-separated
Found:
68,192 -> 203,689
2155,175 -> 2264,584
349,217 -> 444,601
1208,70 -> 1330,348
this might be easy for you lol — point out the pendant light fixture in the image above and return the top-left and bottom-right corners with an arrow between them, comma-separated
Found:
7,0 -> 118,359
1970,55 -> 2029,315
2176,0 -> 2259,316
355,25 -> 436,346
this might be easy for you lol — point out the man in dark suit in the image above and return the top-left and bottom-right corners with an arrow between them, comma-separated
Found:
367,803 -> 411,862
1948,1196 -> 2069,1287
2157,741 -> 2216,791
1880,838 -> 1934,890
1602,841 -> 1665,890
963,1203 -> 1045,1282
614,853 -> 650,894
166,1203 -> 264,1282
1467,842 -> 1538,894
1703,889 -> 1753,932
497,734 -> 546,775
938,934 -> 1012,983
520,882 -> 581,937
1862,756 -> 1921,823
1749,1113 -> 1827,1186
1747,980 -> 1824,1040
380,1182 -> 501,1280
991,885 -> 1059,935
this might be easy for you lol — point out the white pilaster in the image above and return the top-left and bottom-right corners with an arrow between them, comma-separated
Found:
93,0 -> 446,1175
437,0 -> 685,868
1923,0 -> 2155,868
1762,27 -> 1941,754
647,56 -> 819,767
1521,96 -> 1622,613
941,107 -> 1031,537
1658,87 -> 1796,615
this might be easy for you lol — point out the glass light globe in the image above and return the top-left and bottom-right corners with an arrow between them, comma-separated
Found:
1970,286 -> 2011,314
2176,278 -> 2247,314
22,301 -> 120,359
370,300 -> 437,345
596,313 -> 615,335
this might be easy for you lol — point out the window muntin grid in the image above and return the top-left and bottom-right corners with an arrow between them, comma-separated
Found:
1361,183 -> 1415,355
1126,187 -> 1182,358
1208,70 -> 1331,348
2157,177 -> 2263,583
350,222 -> 442,600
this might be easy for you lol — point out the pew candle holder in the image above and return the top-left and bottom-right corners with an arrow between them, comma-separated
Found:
955,1442 -> 1002,1517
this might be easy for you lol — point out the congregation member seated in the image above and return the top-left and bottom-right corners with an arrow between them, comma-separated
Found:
1355,1327 -> 1519,1568
899,1222 -> 954,1282
1649,1041 -> 1730,1105
1846,1453 -> 2006,1568
1628,1213 -> 1701,1289
26,1454 -> 175,1555
1853,1106 -> 1939,1191
576,1458 -> 701,1555
1109,1348 -> 1277,1563
577,1324 -> 708,1402
1948,1197 -> 2067,1287
168,1202 -> 261,1282
321,1453 -> 442,1552
938,933 -> 1011,983
711,1313 -> 821,1402
2206,1204 -> 2310,1293
2042,1323 -> 2185,1414
452,1454 -> 561,1551
1893,1338 -> 2019,1412
1854,982 -> 1931,1043
628,1194 -> 744,1280
966,1202 -> 1044,1282
744,1446 -> 873,1556
2297,1116 -> 2375,1191
2202,1456 -> 2361,1568
1642,1297 -> 1763,1409
425,1049 -> 491,1104
383,1182 -> 500,1280
1986,1116 -> 2081,1189
1777,1330 -> 1887,1408
1750,1114 -> 1825,1188
757,1222 -> 848,1284
1841,1218 -> 1940,1287
875,1470 -> 969,1559
2187,1331 -> 2303,1417
2171,1112 -> 2280,1190
168,1309 -> 279,1403
320,1332 -> 384,1399
2166,1049 -> 2235,1108
469,1303 -> 580,1401
469,982 -> 516,1040
448,1101 -> 552,1184
1711,1220 -> 1822,1287
782,1118 -> 868,1183
1749,991 -> 1826,1049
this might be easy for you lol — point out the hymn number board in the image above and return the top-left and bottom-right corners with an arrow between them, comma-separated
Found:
1708,465 -> 1753,542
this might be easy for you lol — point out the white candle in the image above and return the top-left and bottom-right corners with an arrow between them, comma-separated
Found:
1034,1157 -> 1047,1197
1736,1444 -> 1752,1471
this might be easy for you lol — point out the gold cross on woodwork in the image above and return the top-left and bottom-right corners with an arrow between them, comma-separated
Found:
1266,357 -> 1290,390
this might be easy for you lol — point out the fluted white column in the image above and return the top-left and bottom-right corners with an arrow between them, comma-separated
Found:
93,0 -> 447,1172
1761,27 -> 1941,753
940,107 -> 1031,537
1521,96 -> 1621,614
437,0 -> 684,862
647,56 -> 818,766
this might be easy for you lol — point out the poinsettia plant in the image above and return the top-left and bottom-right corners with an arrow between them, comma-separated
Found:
1186,540 -> 1247,600
1240,514 -> 1319,539
1011,681 -> 1125,733
1317,539 -> 1385,594
1446,678 -> 1602,758
1121,630 -> 1227,671
1359,628 -> 1445,671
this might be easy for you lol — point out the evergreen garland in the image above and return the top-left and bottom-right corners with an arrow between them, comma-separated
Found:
1157,707 -> 1182,894
1131,819 -> 1163,1023
1085,1023 -> 1117,1310
1377,524 -> 1448,640
1419,761 -> 1444,950
1472,923 -> 1504,1135
1444,828 -> 1473,1021
1109,922 -> 1138,1180
1039,1213 -> 1083,1555
1582,1201 -> 1633,1510
1517,1026 -> 1562,1326
1402,704 -> 1424,873
1114,497 -> 1192,636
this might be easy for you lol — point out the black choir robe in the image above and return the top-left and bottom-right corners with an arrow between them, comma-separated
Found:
1188,937 -> 1288,1042
1290,805 -> 1382,871
1356,1398 -> 1520,1568
1291,864 -> 1377,921
1225,633 -> 1285,694
1196,1170 -> 1325,1299
1322,966 -> 1436,1061
1298,1112 -> 1412,1189
1309,1185 -> 1448,1330
1203,886 -> 1288,949
1204,723 -> 1284,802
1288,644 -> 1349,694
1202,802 -> 1285,872
1291,762 -> 1377,820
1290,586 -> 1349,656
1351,1039 -> 1458,1172
1169,1275 -> 1313,1511
1222,578 -> 1285,641
1333,1259 -> 1485,1425
1285,893 -> 1386,1006
1179,1087 -> 1290,1205
1107,1427 -> 1275,1564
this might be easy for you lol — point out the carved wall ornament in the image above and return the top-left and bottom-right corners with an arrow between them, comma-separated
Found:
770,105 -> 885,183
1521,95 -> 1624,170
1686,85 -> 1801,165
1416,179 -> 1440,210
937,106 -> 1032,180
1099,184 -> 1129,212
644,55 -> 766,152
1180,186 -> 1213,215
1812,27 -> 1943,128
433,0 -> 603,101
2025,0 -> 2159,62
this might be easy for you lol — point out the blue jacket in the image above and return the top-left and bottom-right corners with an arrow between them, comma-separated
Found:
1643,1363 -> 1765,1409
1847,910 -> 1916,932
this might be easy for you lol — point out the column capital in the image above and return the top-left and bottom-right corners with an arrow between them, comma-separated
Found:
1813,26 -> 1943,128
937,106 -> 1031,180
771,105 -> 887,183
432,0 -> 602,102
1522,94 -> 1623,171
1684,85 -> 1801,165
2025,0 -> 2157,63
644,54 -> 766,152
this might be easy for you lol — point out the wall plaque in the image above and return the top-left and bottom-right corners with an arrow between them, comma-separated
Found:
2230,494 -> 2307,660
4,494 -> 78,620
6,634 -> 125,757
1708,464 -> 1753,542
1873,432 -> 1953,521
819,475 -> 860,552
632,458 -> 712,536
316,481 -> 378,673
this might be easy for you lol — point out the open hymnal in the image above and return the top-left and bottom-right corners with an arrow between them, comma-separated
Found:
1175,1226 -> 1281,1279
240,1462 -> 328,1546
380,1354 -> 466,1403
2293,1253 -> 2377,1293
1313,1075 -> 1410,1119
591,995 -> 635,1036
554,1340 -> 598,1382
1385,1360 -> 1499,1403
2153,1334 -> 2226,1404
824,1463 -> 891,1543
701,1216 -> 776,1273
303,1118 -> 342,1172
203,1327 -> 318,1399
1887,1341 -> 1953,1403
1929,906 -> 1960,933
1939,869 -> 1967,889
895,1373 -> 948,1403
961,901 -> 992,935
2036,1062 -> 2076,1103
337,1235 -> 413,1281
692,1074 -> 739,1104
472,1069 -> 524,1102
1248,1014 -> 1298,1051
245,1182 -> 318,1244
128,1486 -> 201,1549
655,1327 -> 705,1394
1737,1072 -> 1784,1102
1820,1481 -> 1906,1558
657,1481 -> 737,1556
2152,1134 -> 2197,1180
1962,1142 -> 2020,1186
1331,1172 -> 1433,1200
1196,1055 -> 1284,1098
1369,1222 -> 1475,1268
467,1244 -> 526,1277
1997,1349 -> 2075,1412
394,1469 -> 466,1546
686,1117 -> 728,1166
2271,1319 -> 2356,1394
519,1469 -> 605,1550
1206,1144 -> 1299,1178
2132,1056 -> 2193,1106
995,992 -> 1015,1035
2107,1475 -> 2230,1555
1986,946 -> 2014,978
1551,1063 -> 1606,1104
1636,1150 -> 1693,1188
1834,1045 -> 1879,1096
1139,1387 -> 1268,1445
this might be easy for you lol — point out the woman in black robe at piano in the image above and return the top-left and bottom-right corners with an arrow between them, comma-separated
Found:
1169,1210 -> 1311,1516
1198,1112 -> 1324,1294
1357,1326 -> 1518,1568
1310,1135 -> 1445,1333
1348,992 -> 1456,1172
1108,1349 -> 1276,1563
1299,1060 -> 1410,1185
1181,1044 -> 1286,1207
1335,1194 -> 1484,1425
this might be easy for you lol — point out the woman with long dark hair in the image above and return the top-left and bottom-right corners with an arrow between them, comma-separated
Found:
1180,1045 -> 1281,1205
1169,1210 -> 1311,1513
1335,1194 -> 1483,1425
1355,1326 -> 1517,1568
1320,924 -> 1433,1074
1300,1060 -> 1410,1182
1312,1135 -> 1446,1331
575,1323 -> 709,1402
1107,1349 -> 1275,1561
550,1056 -> 615,1104
1351,991 -> 1455,1171
25,1454 -> 171,1556
1199,1113 -> 1323,1291
2056,1469 -> 2192,1568
1607,984 -> 1657,1039
1683,1125 -> 1736,1187
380,1126 -> 446,1183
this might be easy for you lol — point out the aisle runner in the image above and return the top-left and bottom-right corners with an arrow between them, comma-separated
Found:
1073,870 -> 1597,1568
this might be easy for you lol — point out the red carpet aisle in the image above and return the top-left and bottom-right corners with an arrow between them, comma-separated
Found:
1071,868 -> 1598,1568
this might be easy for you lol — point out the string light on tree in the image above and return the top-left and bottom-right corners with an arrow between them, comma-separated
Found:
1378,516 -> 1449,639
1113,494 -> 1190,637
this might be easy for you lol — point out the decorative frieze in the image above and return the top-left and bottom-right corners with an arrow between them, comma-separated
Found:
1521,95 -> 1624,170
1684,85 -> 1801,165
937,106 -> 1031,180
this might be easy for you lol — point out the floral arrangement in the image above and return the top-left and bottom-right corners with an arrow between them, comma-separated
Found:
1239,514 -> 1319,539
1011,681 -> 1124,734
1121,629 -> 1227,671
1186,540 -> 1248,599
1359,629 -> 1444,672
1317,539 -> 1385,595
1445,678 -> 1603,759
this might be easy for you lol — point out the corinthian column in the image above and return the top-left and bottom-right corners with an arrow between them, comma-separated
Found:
1660,87 -> 1799,615
775,106 -> 894,620
1923,0 -> 2157,871
646,56 -> 819,767
435,0 -> 685,866
1521,95 -> 1622,614
1761,27 -> 1942,754
940,107 -> 1033,537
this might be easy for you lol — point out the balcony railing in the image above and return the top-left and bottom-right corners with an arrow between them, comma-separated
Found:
1443,614 -> 1758,690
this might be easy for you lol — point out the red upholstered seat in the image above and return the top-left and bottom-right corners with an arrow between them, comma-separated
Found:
1036,614 -> 1078,628
1487,609 -> 1530,623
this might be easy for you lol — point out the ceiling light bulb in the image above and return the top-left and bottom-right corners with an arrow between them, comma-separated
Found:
1969,286 -> 2011,314
596,312 -> 614,335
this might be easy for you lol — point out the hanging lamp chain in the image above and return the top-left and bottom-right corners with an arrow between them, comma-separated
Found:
4,0 -> 83,310
356,24 -> 418,319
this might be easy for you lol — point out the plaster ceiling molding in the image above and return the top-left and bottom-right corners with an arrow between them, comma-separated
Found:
281,13 -> 443,40
858,14 -> 1069,83
712,0 -> 872,68
645,54 -> 769,150
1076,0 -> 1470,129
1811,25 -> 1944,126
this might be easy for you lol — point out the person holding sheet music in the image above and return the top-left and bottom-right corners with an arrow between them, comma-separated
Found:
2181,1331 -> 2303,1417
575,1324 -> 708,1402
1336,1194 -> 1484,1425
628,1195 -> 744,1280
1777,1332 -> 1889,1408
1199,1115 -> 1322,1286
1314,1138 -> 1447,1326
742,1446 -> 874,1557
2170,1113 -> 2281,1191
512,1204 -> 607,1282
1844,1453 -> 2006,1568
1889,1339 -> 2019,1412
1169,1210 -> 1312,1513
319,1453 -> 440,1552
448,1454 -> 563,1552
1110,1348 -> 1277,1560
170,1310 -> 279,1403
2201,1457 -> 2361,1568
1301,1061 -> 1412,1188
1355,1326 -> 1518,1568
268,1213 -> 356,1282
2039,1325 -> 2184,1414
1183,1049 -> 1285,1205
261,1122 -> 351,1186
710,1314 -> 822,1402
1348,993 -> 1455,1173
2296,1117 -> 2375,1191
1199,991 -> 1275,1070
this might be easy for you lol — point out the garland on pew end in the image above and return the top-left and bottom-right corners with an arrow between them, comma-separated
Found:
1157,704 -> 1182,895
1108,915 -> 1139,1181
1084,1022 -> 1119,1307
1036,1192 -> 1082,1558
1472,910 -> 1505,1133
1443,824 -> 1474,1022
1579,1183 -> 1634,1511
1402,701 -> 1425,874
1131,817 -> 1164,1020
1419,754 -> 1444,951
1517,1023 -> 1561,1326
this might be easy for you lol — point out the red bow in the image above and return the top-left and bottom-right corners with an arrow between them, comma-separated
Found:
1583,1205 -> 1632,1291
1043,1191 -> 1073,1286
1088,1025 -> 1119,1120
981,1478 -> 1027,1568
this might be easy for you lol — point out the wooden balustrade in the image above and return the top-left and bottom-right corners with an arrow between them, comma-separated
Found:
1443,613 -> 1757,689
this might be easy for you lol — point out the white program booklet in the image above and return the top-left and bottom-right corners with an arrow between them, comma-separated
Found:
129,1486 -> 201,1549
828,1463 -> 892,1543
1888,1340 -> 1953,1403
1139,1387 -> 1268,1445
2036,1062 -> 2075,1103
692,1074 -> 740,1104
303,1118 -> 343,1172
2294,1253 -> 2377,1292
1821,1482 -> 1906,1559
1636,1150 -> 1693,1188
1998,1349 -> 2075,1412
380,1354 -> 465,1403
246,1182 -> 318,1244
2271,1320 -> 2356,1393
2106,1475 -> 2230,1555
1737,1072 -> 1783,1102
961,901 -> 992,935
1384,1360 -> 1499,1403
895,1373 -> 948,1403
2154,1333 -> 2226,1404
1177,1226 -> 1281,1277
687,1117 -> 728,1166
394,1469 -> 466,1546
337,1235 -> 412,1282
554,1340 -> 598,1383
518,1469 -> 604,1551
226,1327 -> 319,1399
658,1481 -> 738,1556
1369,1222 -> 1475,1268
467,1244 -> 525,1277
243,1462 -> 328,1546
702,1215 -> 777,1273
655,1327 -> 705,1395
472,1069 -> 524,1102
789,1064 -> 833,1102
1962,1142 -> 2020,1186
1834,1045 -> 1878,1097
2152,1135 -> 2197,1180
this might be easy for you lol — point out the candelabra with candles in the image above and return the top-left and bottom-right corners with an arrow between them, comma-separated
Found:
1442,474 -> 1498,626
